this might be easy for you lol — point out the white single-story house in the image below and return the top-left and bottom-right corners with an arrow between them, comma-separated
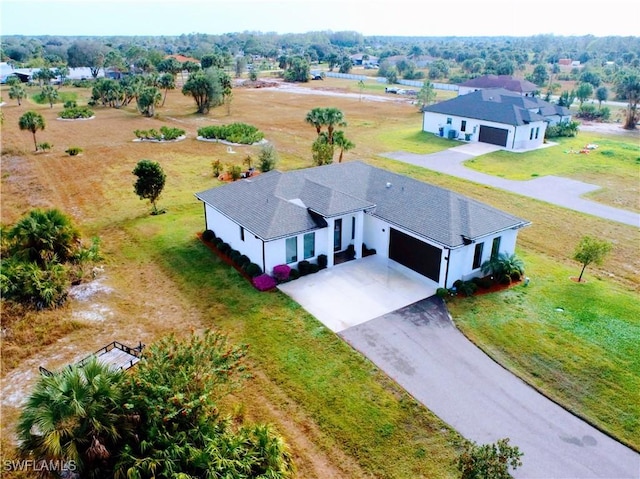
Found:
422,88 -> 572,150
195,161 -> 530,289
458,75 -> 539,97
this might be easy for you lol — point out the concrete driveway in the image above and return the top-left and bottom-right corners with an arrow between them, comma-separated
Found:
277,255 -> 437,332
340,298 -> 640,479
383,144 -> 640,227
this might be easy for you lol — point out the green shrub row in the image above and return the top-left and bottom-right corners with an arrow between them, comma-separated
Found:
134,126 -> 185,141
204,231 -> 262,278
60,106 -> 94,119
198,123 -> 264,144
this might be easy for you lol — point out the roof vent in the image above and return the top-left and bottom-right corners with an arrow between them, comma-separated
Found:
386,182 -> 392,188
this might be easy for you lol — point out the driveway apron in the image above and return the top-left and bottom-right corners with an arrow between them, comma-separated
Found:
340,298 -> 640,479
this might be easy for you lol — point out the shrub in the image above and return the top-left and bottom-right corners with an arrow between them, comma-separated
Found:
258,144 -> 278,172
289,268 -> 300,280
213,237 -> 224,247
197,123 -> 264,144
472,276 -> 494,289
228,165 -> 243,181
63,100 -> 77,108
253,274 -> 277,291
510,271 -> 522,282
37,142 -> 53,152
453,279 -> 463,289
458,280 -> 478,297
298,260 -> 311,276
273,264 -> 291,282
458,438 -> 523,479
212,159 -> 223,177
309,263 -> 320,274
60,105 -> 94,119
436,287 -> 449,299
545,120 -> 579,139
245,263 -> 263,278
65,147 -> 83,156
317,254 -> 328,269
159,125 -> 185,141
218,242 -> 231,255
237,255 -> 250,267
229,250 -> 241,264
202,229 -> 215,242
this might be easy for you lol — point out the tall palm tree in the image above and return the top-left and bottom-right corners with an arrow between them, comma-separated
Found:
333,130 -> 355,163
17,358 -> 127,477
321,107 -> 346,144
18,111 -> 46,151
9,83 -> 26,105
305,107 -> 325,136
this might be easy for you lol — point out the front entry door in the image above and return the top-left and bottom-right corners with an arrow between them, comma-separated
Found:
334,219 -> 342,251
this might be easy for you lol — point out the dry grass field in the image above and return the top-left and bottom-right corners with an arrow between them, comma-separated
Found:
1,78 -> 638,473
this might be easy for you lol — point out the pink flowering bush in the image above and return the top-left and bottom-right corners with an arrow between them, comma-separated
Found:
273,264 -> 291,282
253,274 -> 277,291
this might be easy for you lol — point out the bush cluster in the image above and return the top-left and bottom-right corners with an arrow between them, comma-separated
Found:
65,147 -> 83,156
545,121 -> 580,138
198,123 -> 264,144
273,264 -> 291,282
60,105 -> 94,119
577,105 -> 610,121
253,273 -> 277,291
134,125 -> 185,141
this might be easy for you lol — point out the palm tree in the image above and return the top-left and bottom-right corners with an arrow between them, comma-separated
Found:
17,358 -> 127,477
322,107 -> 346,144
333,130 -> 355,163
8,208 -> 80,265
157,72 -> 175,107
9,83 -> 26,105
18,111 -> 46,151
136,86 -> 162,117
305,107 -> 325,136
41,85 -> 59,108
481,252 -> 525,283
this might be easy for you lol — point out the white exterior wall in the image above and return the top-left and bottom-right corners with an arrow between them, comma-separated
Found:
264,227 -> 329,274
446,229 -> 520,287
204,205 -> 263,266
363,214 -> 389,256
512,121 -> 546,150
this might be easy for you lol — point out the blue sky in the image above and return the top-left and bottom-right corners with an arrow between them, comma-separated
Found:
1,0 -> 638,37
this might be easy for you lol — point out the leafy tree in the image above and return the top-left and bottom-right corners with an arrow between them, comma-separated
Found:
326,52 -> 339,71
182,69 -> 226,114
53,65 -> 69,88
575,82 -> 594,107
157,57 -> 183,78
530,64 -> 549,86
573,235 -> 612,282
333,130 -> 355,163
457,438 -> 523,479
201,53 -> 225,69
417,80 -> 436,109
595,86 -> 608,107
5,75 -> 21,86
8,83 -> 26,105
136,86 -> 161,117
557,90 -> 576,108
579,70 -> 601,88
18,111 -> 46,151
496,60 -> 515,76
67,41 -> 105,78
283,56 -> 310,82
614,70 -> 640,129
385,67 -> 398,84
339,58 -> 353,74
258,143 -> 278,172
132,159 -> 166,214
33,68 -> 56,86
17,358 -> 127,477
157,72 -> 175,106
104,50 -> 126,72
41,84 -> 59,108
235,56 -> 247,78
115,331 -> 294,479
183,60 -> 200,76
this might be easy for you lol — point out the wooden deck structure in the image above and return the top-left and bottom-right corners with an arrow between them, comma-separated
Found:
39,341 -> 144,376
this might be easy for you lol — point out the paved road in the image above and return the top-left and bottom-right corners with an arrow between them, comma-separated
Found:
340,298 -> 640,479
383,144 -> 640,227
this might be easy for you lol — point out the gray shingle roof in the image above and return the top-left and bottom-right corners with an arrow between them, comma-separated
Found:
422,88 -> 570,126
459,75 -> 538,93
195,162 -> 529,247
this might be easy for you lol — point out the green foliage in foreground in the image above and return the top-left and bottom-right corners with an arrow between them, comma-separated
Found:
59,105 -> 94,119
449,251 -> 640,450
198,122 -> 264,144
458,438 -> 523,479
124,209 -> 461,477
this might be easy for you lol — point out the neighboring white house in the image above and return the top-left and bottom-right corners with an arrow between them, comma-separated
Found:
458,75 -> 539,97
422,88 -> 572,150
195,162 -> 530,289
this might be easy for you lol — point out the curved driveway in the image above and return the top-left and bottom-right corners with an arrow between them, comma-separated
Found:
340,298 -> 640,478
383,143 -> 640,227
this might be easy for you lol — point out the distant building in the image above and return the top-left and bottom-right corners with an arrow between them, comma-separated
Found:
458,75 -> 539,97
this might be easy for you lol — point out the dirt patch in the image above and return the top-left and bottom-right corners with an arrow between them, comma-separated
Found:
579,121 -> 639,137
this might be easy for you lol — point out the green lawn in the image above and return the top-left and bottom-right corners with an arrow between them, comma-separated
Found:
448,250 -> 640,451
376,127 -> 456,154
122,206 -> 462,478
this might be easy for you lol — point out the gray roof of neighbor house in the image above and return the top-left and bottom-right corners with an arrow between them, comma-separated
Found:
195,162 -> 529,248
459,75 -> 539,94
422,88 -> 570,126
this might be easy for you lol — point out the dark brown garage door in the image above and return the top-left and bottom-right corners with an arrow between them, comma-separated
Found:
389,228 -> 441,282
478,125 -> 508,147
